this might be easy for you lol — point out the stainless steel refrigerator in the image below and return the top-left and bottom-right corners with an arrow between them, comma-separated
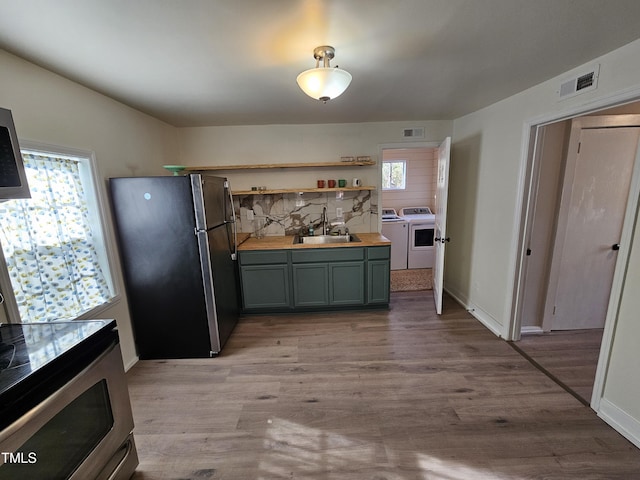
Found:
109,174 -> 239,359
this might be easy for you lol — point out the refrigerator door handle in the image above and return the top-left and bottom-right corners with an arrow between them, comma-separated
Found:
227,182 -> 238,261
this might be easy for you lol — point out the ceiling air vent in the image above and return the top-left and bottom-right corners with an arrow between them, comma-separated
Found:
402,127 -> 424,138
558,64 -> 600,100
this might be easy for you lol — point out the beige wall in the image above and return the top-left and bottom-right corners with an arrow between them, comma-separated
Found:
0,49 -> 179,369
449,38 -> 640,445
381,147 -> 437,213
177,122 -> 452,195
177,122 -> 451,237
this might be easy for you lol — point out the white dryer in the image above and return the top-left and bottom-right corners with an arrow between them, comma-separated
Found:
400,207 -> 435,269
381,208 -> 408,270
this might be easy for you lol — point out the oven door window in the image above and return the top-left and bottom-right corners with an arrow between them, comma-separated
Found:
414,227 -> 434,247
0,380 -> 113,479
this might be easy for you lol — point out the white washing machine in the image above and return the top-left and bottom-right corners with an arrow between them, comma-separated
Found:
400,207 -> 435,269
381,208 -> 408,270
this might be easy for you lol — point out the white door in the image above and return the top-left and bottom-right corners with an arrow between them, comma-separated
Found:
551,125 -> 640,329
433,137 -> 451,314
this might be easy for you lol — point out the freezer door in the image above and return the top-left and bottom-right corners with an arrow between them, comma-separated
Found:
191,174 -> 230,230
109,176 -> 214,359
196,224 -> 240,354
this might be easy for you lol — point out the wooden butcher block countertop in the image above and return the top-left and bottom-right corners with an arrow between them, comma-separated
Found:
237,233 -> 390,251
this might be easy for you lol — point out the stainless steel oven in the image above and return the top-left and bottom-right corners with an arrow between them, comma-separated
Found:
0,321 -> 138,480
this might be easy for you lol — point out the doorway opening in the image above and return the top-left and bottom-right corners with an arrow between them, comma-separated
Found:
380,145 -> 437,294
511,101 -> 640,407
378,139 -> 451,314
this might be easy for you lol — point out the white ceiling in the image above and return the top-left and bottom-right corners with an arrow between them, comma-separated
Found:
1,0 -> 640,127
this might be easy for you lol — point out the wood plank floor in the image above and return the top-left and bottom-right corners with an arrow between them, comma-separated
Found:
511,329 -> 604,405
126,292 -> 640,479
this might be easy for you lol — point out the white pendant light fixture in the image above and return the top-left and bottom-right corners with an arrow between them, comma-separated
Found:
297,46 -> 352,103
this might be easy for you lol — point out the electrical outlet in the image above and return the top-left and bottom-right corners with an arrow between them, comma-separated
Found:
336,207 -> 343,217
247,209 -> 254,220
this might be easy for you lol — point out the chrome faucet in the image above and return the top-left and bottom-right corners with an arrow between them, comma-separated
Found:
321,206 -> 328,235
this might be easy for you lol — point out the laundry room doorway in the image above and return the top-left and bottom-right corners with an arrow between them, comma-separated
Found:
379,142 -> 438,295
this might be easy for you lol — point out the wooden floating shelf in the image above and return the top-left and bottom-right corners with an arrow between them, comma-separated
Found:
184,161 -> 376,171
233,186 -> 376,195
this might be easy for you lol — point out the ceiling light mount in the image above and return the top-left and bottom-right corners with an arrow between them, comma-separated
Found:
297,45 -> 352,103
313,46 -> 336,66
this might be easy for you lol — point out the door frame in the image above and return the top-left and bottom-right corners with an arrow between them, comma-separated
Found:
509,93 -> 640,412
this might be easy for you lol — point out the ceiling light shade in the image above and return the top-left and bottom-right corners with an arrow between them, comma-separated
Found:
297,46 -> 352,103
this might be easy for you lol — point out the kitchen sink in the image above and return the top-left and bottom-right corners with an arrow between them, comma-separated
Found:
293,234 -> 361,245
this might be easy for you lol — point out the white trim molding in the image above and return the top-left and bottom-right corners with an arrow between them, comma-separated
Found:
599,398 -> 640,449
445,286 -> 504,338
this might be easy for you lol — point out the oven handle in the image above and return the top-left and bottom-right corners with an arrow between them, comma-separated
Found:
104,436 -> 134,480
434,236 -> 450,243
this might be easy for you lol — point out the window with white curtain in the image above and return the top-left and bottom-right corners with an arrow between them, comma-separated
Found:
0,147 -> 115,322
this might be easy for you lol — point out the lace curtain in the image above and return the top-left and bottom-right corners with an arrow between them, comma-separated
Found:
0,153 -> 111,322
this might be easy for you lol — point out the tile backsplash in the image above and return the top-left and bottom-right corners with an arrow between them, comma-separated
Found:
234,190 -> 378,237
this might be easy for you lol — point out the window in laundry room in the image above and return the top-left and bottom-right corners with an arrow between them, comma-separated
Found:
382,160 -> 406,190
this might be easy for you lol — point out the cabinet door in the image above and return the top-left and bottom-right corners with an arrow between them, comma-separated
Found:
292,264 -> 329,307
240,265 -> 290,309
329,262 -> 365,305
367,260 -> 390,304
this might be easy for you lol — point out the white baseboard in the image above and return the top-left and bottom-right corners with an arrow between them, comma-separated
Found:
521,326 -> 544,335
124,356 -> 139,372
467,305 -> 504,338
598,398 -> 640,449
445,286 -> 504,338
444,284 -> 469,310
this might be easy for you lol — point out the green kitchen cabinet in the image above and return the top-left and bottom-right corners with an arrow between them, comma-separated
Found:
329,262 -> 365,305
367,259 -> 390,304
293,261 -> 365,307
239,250 -> 291,310
291,247 -> 365,308
366,246 -> 391,304
292,264 -> 329,306
239,245 -> 390,312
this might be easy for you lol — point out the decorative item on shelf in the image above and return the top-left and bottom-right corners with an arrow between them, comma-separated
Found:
297,46 -> 352,103
338,179 -> 347,187
340,156 -> 355,162
328,179 -> 336,188
163,165 -> 186,176
357,156 -> 371,162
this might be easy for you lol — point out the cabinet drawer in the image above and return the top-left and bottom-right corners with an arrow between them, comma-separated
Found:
239,250 -> 288,265
367,246 -> 391,260
291,247 -> 364,263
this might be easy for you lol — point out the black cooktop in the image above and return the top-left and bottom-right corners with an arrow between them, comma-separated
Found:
0,320 -> 117,430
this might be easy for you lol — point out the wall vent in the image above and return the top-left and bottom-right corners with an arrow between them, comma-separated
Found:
402,127 -> 424,138
558,64 -> 600,100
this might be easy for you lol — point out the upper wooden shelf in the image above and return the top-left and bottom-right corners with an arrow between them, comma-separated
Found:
233,186 -> 376,195
184,160 -> 376,171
